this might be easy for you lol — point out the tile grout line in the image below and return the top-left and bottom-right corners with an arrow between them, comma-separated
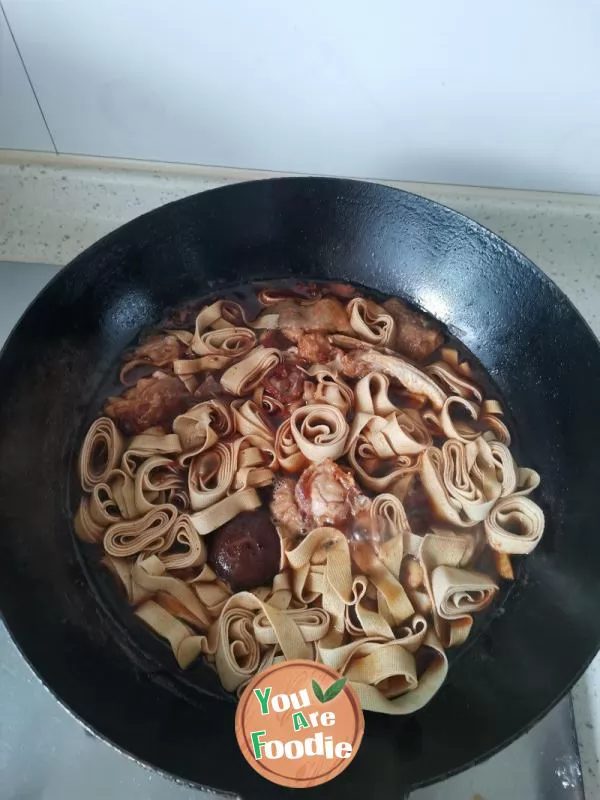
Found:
1,2 -> 59,154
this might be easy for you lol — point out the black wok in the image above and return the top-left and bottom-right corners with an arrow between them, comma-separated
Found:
0,178 -> 599,799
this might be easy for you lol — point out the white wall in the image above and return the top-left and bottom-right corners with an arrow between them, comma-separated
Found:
0,8 -> 54,152
3,0 -> 600,194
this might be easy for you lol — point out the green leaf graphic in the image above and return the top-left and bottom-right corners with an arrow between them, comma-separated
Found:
323,677 -> 347,702
312,679 -> 325,703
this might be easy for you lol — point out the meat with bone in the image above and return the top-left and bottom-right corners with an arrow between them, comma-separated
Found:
270,478 -> 304,536
286,331 -> 342,364
124,333 -> 185,367
254,297 -> 354,335
295,458 -> 370,529
105,373 -> 191,435
382,298 -> 444,361
262,360 -> 306,402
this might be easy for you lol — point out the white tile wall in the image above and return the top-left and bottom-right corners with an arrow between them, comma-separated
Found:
0,7 -> 54,152
3,0 -> 600,193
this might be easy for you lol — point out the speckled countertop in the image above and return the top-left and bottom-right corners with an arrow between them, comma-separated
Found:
1,151 -> 599,797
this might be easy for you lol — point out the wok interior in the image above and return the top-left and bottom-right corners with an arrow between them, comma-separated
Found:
0,179 -> 599,799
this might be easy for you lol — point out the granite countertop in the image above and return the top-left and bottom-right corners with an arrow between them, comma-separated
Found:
0,151 -> 599,798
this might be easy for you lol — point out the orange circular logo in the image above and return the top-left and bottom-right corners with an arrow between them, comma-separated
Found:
235,659 -> 364,788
